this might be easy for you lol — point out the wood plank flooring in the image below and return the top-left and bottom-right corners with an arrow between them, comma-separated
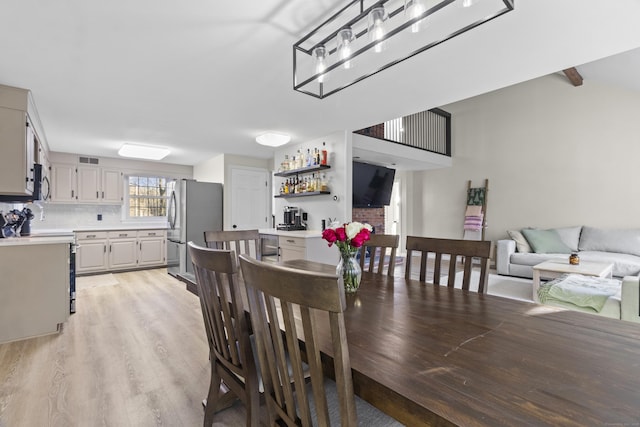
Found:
0,268 -> 248,427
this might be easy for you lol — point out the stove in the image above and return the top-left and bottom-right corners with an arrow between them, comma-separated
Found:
276,224 -> 307,231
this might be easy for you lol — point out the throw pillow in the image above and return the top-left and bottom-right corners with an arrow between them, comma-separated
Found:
521,229 -> 572,254
552,226 -> 582,252
507,230 -> 531,253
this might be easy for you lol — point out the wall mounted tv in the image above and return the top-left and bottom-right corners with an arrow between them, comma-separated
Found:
352,161 -> 396,208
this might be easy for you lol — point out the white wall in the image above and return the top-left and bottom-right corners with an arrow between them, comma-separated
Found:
413,74 -> 640,243
273,131 -> 352,230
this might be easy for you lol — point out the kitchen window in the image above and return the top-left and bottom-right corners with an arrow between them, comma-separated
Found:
127,176 -> 171,218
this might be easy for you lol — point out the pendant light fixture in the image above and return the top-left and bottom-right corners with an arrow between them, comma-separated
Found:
293,0 -> 515,99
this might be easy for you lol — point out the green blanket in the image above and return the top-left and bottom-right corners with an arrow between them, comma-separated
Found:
538,274 -> 620,312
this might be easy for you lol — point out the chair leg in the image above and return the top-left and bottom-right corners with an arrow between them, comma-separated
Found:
203,363 -> 222,426
245,382 -> 260,427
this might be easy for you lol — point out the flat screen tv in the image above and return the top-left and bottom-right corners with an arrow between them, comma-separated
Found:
352,161 -> 396,208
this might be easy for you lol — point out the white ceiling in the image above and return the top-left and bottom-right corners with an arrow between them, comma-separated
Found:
2,0 -> 640,166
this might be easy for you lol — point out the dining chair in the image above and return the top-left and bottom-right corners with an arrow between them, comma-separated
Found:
204,229 -> 262,262
405,236 -> 492,293
358,233 -> 399,276
188,242 -> 260,427
238,254 -> 403,427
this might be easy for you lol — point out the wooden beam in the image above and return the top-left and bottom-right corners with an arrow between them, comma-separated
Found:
563,67 -> 583,87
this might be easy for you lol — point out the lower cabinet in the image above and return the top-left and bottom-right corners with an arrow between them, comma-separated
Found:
76,229 -> 166,274
76,232 -> 108,273
276,234 -> 338,264
279,236 -> 306,262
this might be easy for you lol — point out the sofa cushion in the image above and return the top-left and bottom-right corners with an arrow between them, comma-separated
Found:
507,230 -> 531,253
552,226 -> 582,252
579,227 -> 640,257
511,252 -> 567,266
521,229 -> 572,254
578,251 -> 640,277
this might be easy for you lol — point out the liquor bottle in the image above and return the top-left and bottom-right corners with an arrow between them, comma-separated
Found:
306,149 -> 312,167
321,142 -> 328,166
320,173 -> 328,192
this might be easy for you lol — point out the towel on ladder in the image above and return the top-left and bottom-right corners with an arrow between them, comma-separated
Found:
467,188 -> 486,206
464,214 -> 484,231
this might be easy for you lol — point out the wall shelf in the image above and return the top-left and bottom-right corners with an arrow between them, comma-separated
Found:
274,164 -> 330,177
274,191 -> 330,199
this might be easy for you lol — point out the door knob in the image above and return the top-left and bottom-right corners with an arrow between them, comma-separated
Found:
232,224 -> 237,229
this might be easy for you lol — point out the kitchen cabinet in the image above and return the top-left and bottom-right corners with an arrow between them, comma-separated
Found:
0,104 -> 37,197
55,164 -> 123,204
0,239 -> 71,344
51,163 -> 77,202
108,231 -> 138,270
76,231 -> 108,274
75,229 -> 167,275
138,230 -> 166,266
260,230 -> 337,264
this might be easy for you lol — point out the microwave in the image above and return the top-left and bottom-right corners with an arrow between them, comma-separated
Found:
0,163 -> 47,203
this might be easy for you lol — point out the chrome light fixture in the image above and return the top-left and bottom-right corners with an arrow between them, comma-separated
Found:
293,0 -> 515,99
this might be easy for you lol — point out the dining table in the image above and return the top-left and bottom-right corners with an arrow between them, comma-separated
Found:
280,259 -> 640,427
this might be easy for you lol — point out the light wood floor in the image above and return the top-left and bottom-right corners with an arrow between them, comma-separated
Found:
0,268 -> 248,427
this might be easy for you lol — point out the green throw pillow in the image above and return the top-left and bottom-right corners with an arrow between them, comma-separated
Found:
521,229 -> 572,254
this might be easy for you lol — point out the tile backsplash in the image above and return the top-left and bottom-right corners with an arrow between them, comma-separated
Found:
2,202 -> 165,231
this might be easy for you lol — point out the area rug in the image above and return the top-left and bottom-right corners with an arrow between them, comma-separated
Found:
76,273 -> 120,291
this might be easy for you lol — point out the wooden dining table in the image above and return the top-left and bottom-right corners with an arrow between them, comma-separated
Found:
280,259 -> 640,427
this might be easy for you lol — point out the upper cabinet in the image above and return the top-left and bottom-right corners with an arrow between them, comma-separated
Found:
0,84 -> 45,198
50,162 -> 123,204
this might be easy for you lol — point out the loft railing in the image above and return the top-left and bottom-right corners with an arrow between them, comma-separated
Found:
354,108 -> 451,157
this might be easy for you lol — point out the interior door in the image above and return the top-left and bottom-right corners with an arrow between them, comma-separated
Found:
230,167 -> 270,230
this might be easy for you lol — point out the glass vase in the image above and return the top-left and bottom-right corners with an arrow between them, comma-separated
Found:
337,248 -> 362,294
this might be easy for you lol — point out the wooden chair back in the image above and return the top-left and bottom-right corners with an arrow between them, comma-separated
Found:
358,233 -> 399,276
238,254 -> 358,427
405,236 -> 492,293
188,242 -> 260,427
204,229 -> 262,263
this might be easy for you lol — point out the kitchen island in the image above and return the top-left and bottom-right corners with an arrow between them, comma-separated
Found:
259,229 -> 338,263
0,235 -> 74,344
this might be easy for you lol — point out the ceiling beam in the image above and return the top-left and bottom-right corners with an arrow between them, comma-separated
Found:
562,67 -> 583,87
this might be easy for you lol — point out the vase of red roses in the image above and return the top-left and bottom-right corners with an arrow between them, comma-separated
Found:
322,222 -> 372,293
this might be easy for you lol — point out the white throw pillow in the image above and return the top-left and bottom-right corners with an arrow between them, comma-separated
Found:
507,230 -> 531,253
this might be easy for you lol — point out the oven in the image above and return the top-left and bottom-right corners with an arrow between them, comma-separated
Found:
260,234 -> 279,263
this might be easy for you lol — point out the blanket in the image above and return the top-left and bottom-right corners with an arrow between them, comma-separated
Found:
537,274 -> 620,312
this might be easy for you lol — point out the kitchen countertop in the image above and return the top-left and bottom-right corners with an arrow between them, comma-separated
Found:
30,225 -> 167,235
0,235 -> 75,246
259,229 -> 323,239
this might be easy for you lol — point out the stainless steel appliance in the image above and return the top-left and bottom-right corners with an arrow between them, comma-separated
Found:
277,206 -> 306,231
167,179 -> 223,282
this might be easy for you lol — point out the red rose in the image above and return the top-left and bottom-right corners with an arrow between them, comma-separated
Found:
357,228 -> 371,241
351,233 -> 366,247
322,228 -> 337,246
335,227 -> 347,242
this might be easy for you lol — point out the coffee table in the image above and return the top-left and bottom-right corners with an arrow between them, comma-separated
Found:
532,259 -> 614,302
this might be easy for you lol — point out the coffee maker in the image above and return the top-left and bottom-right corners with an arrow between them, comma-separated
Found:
278,206 -> 307,231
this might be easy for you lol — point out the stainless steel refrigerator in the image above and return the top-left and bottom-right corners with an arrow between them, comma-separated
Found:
167,179 -> 223,282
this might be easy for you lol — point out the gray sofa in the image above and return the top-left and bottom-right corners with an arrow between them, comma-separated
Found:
496,226 -> 640,279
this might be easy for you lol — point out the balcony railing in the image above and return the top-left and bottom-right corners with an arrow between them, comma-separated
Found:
354,108 -> 451,156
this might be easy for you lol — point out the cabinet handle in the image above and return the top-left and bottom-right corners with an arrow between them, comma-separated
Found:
119,233 -> 127,237
109,244 -> 112,253
104,245 -> 107,253
148,232 -> 156,236
102,191 -> 104,198
71,190 -> 74,198
96,191 -> 99,198
286,239 -> 295,243
86,234 -> 96,238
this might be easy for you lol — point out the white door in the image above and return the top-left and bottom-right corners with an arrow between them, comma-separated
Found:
230,167 -> 270,230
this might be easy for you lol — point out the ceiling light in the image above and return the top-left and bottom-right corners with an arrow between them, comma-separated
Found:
255,132 -> 291,147
118,143 -> 171,160
293,0 -> 515,99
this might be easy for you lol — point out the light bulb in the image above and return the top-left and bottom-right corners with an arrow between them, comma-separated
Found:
367,6 -> 387,53
405,0 -> 426,33
462,0 -> 477,7
314,45 -> 327,83
336,27 -> 354,69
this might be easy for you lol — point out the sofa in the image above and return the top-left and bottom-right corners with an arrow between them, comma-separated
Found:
496,226 -> 640,279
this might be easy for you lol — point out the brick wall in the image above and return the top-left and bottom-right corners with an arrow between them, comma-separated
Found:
352,207 -> 385,234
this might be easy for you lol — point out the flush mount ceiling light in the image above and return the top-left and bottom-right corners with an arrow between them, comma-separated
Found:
293,0 -> 514,99
118,143 -> 171,160
255,132 -> 291,147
